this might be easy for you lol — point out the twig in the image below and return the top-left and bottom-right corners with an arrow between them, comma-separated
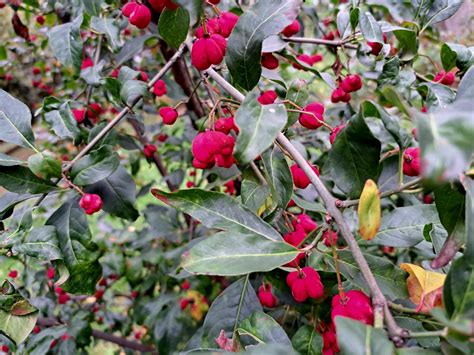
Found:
284,36 -> 358,50
337,177 -> 422,208
408,329 -> 448,338
36,317 -> 157,353
204,67 -> 407,345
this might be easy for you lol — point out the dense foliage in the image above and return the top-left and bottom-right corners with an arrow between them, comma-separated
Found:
0,0 -> 473,354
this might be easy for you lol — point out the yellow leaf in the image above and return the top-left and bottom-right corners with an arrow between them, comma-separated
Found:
400,263 -> 446,313
358,179 -> 381,240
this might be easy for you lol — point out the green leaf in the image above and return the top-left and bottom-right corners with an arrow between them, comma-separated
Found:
90,16 -> 121,52
48,15 -> 83,71
82,0 -> 103,16
0,280 -> 38,345
291,195 -> 326,214
0,89 -> 35,150
12,226 -> 62,261
461,176 -> 474,263
262,147 -> 293,211
182,231 -> 298,276
335,317 -> 394,355
27,153 -> 62,180
0,193 -> 35,221
70,146 -> 120,185
120,79 -> 147,106
336,8 -> 351,39
443,256 -> 474,321
359,11 -> 383,42
0,166 -> 56,194
46,199 -> 102,294
441,43 -> 473,73
418,0 -> 464,30
319,250 -> 408,300
285,79 -> 309,127
235,91 -> 287,164
238,312 -> 292,345
241,180 -> 271,214
380,86 -> 411,117
158,7 -> 190,49
152,188 -> 283,241
328,111 -> 381,198
456,66 -> 474,101
370,205 -> 444,248
225,0 -> 302,90
392,28 -> 418,61
417,99 -> 474,181
115,34 -> 154,67
43,103 -> 81,141
292,325 -> 324,355
0,153 -> 25,167
85,166 -> 139,221
202,277 -> 262,343
419,82 -> 455,109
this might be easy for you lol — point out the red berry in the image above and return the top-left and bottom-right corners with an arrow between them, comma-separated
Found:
323,230 -> 338,247
331,87 -> 351,103
224,180 -> 236,195
181,280 -> 190,290
191,34 -> 227,70
143,144 -> 157,158
152,80 -> 167,97
58,293 -> 70,304
331,290 -> 374,325
324,31 -> 335,40
299,102 -> 325,129
186,181 -> 195,188
195,18 -> 220,38
33,326 -> 41,334
180,298 -> 190,310
55,286 -> 65,294
157,133 -> 168,142
329,124 -> 345,145
131,290 -> 139,299
258,284 -> 277,308
87,103 -> 102,121
50,339 -> 57,348
402,147 -> 421,176
423,194 -> 434,204
261,53 -> 279,70
217,12 -> 239,38
421,106 -> 427,113
138,70 -> 148,82
122,2 -> 151,29
340,74 -> 363,93
32,66 -> 41,75
47,267 -> 55,280
281,20 -> 300,37
290,163 -> 319,189
111,68 -> 120,78
36,15 -> 45,25
292,214 -> 317,234
215,116 -> 239,135
149,0 -> 179,12
159,106 -> 179,125
283,229 -> 306,247
81,58 -> 94,70
191,131 -> 235,169
32,79 -> 41,87
321,324 -> 339,354
72,109 -> 86,124
434,70 -> 455,85
5,74 -> 13,81
257,90 -> 278,105
8,270 -> 18,278
98,278 -> 107,287
79,193 -> 103,215
286,267 -> 324,303
95,289 -> 105,300
293,54 -> 313,69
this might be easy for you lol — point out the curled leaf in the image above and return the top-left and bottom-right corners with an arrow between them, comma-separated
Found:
400,263 -> 446,313
358,179 -> 381,240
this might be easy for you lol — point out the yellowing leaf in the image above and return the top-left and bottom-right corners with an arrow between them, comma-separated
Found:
400,263 -> 446,313
185,290 -> 209,321
358,179 -> 381,240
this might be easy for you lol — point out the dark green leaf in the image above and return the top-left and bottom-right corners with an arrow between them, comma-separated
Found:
420,82 -> 455,109
441,43 -> 473,73
370,205 -> 444,247
461,176 -> 474,263
392,28 -> 418,61
0,193 -> 35,221
418,0 -> 464,30
359,11 -> 383,42
0,153 -> 25,167
85,166 -> 139,221
335,317 -> 394,355
43,103 -> 81,141
0,89 -> 35,150
12,226 -> 62,261
291,195 -> 326,214
27,153 -> 62,180
120,79 -> 147,106
115,34 -> 154,67
225,0 -> 302,90
292,325 -> 324,355
0,280 -> 38,345
238,312 -> 291,345
90,17 -> 121,51
235,91 -> 287,164
262,147 -> 293,211
0,166 -> 56,194
328,111 -> 381,198
70,146 -> 120,185
82,0 -> 103,16
46,199 -> 102,294
182,231 -> 298,276
417,99 -> 474,180
241,180 -> 271,214
202,277 -> 262,343
158,7 -> 190,49
48,15 -> 83,71
152,188 -> 282,240
443,256 -> 474,320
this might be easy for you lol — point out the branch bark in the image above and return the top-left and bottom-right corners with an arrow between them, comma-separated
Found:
284,37 -> 358,50
204,67 -> 407,345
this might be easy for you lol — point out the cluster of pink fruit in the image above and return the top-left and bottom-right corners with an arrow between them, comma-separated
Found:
331,74 -> 363,103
